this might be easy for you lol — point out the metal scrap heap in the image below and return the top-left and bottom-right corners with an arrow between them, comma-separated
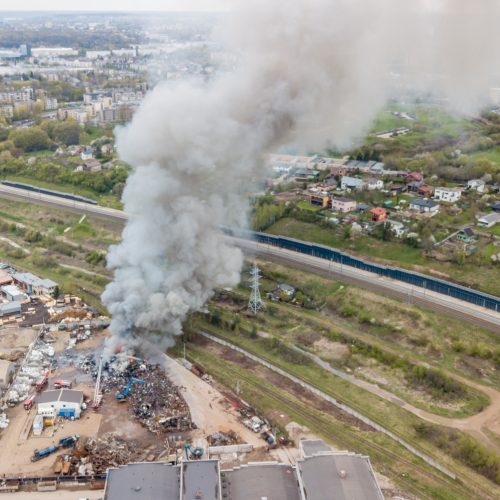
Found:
82,433 -> 143,474
81,354 -> 192,435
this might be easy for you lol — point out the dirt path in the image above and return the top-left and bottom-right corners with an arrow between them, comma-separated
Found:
59,263 -> 108,279
161,354 -> 263,447
291,310 -> 500,451
0,236 -> 30,254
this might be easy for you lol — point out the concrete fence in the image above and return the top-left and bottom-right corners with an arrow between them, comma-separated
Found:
199,330 -> 457,480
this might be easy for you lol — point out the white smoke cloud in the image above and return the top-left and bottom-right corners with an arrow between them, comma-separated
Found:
102,0 -> 500,351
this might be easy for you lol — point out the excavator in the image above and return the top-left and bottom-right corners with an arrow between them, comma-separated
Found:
115,377 -> 144,401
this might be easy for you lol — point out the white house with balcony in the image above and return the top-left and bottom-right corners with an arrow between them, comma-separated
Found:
434,187 -> 462,203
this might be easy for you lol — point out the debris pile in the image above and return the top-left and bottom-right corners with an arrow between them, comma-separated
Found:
208,431 -> 240,447
80,354 -> 192,435
82,433 -> 143,474
6,337 -> 54,405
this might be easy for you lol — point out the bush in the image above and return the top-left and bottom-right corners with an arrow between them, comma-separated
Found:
415,423 -> 500,485
9,127 -> 50,152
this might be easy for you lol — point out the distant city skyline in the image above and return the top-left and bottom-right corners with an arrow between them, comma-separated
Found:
0,0 -> 231,12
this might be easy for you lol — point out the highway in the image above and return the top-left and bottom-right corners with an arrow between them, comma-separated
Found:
1,182 -> 499,333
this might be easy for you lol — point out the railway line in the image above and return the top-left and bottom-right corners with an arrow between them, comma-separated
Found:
0,182 -> 498,333
192,340 -> 491,500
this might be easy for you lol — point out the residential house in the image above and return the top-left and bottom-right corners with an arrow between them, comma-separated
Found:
407,180 -> 424,192
0,270 -> 13,287
477,212 -> 500,228
12,272 -> 58,296
491,201 -> 500,212
409,198 -> 440,215
277,283 -> 296,298
387,220 -> 406,238
456,227 -> 475,244
406,172 -> 423,184
467,179 -> 485,193
340,176 -> 365,191
330,166 -> 348,176
370,207 -> 387,222
293,168 -> 320,181
331,197 -> 357,213
387,183 -> 406,196
83,159 -> 102,172
434,187 -> 462,203
309,193 -> 330,208
417,184 -> 434,198
366,178 -> 384,191
80,147 -> 94,161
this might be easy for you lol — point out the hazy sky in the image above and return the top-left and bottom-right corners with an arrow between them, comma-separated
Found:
0,0 -> 231,12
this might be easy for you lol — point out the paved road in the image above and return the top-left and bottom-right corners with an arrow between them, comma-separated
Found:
1,183 -> 499,333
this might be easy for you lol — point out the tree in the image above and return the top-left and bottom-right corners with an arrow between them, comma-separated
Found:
9,127 -> 50,152
52,286 -> 60,299
53,120 -> 81,146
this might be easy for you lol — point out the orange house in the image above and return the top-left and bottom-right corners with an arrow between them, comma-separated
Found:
370,207 -> 387,222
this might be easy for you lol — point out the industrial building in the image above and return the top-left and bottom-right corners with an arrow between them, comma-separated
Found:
36,389 -> 84,419
11,272 -> 58,296
104,440 -> 383,500
0,301 -> 21,317
1,284 -> 26,302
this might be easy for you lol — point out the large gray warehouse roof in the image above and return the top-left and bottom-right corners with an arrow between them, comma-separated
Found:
104,462 -> 180,500
224,463 -> 301,500
36,389 -> 83,405
300,438 -> 332,457
182,460 -> 219,500
297,453 -> 384,500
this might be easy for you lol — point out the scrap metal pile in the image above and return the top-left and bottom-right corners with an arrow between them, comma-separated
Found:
81,434 -> 144,475
80,354 -> 192,435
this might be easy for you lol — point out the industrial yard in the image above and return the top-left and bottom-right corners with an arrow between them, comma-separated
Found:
0,288 -> 300,495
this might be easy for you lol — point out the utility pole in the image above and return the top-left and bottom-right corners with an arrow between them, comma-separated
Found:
248,263 -> 264,314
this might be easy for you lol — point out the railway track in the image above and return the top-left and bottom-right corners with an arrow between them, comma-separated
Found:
196,332 -> 498,500
196,344 -> 494,500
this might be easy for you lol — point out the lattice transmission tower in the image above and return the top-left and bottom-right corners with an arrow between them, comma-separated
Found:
248,263 -> 264,314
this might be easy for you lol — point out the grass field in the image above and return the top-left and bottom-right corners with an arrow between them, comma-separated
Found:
2,175 -> 123,209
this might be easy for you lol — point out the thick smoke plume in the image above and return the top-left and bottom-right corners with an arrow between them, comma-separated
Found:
102,0 -> 500,352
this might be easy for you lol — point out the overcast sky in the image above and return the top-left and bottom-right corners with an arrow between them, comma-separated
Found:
0,0 -> 231,12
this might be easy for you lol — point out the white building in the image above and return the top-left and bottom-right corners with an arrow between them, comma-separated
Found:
366,178 -> 384,191
387,220 -> 406,238
11,272 -> 58,296
1,284 -> 26,302
434,187 -> 462,203
36,389 -> 84,419
0,301 -> 21,317
341,176 -> 366,191
477,212 -> 500,228
467,179 -> 485,194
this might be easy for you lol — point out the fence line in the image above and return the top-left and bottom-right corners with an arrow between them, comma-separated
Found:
199,330 -> 457,480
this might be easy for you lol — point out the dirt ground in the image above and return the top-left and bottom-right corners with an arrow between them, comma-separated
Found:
0,403 -> 102,476
161,354 -> 263,448
0,326 -> 38,358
